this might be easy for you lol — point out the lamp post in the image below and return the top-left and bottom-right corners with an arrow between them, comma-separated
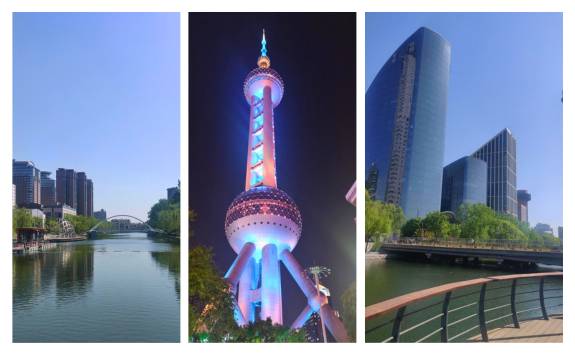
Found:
305,266 -> 331,342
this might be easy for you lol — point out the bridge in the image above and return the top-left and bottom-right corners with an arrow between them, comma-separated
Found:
380,239 -> 563,266
366,272 -> 563,342
89,214 -> 165,234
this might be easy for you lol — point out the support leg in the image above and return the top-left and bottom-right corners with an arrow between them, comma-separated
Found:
224,242 -> 256,287
261,244 -> 282,324
291,305 -> 314,329
320,304 -> 351,343
237,256 -> 255,325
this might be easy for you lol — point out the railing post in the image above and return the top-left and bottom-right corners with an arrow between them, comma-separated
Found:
539,277 -> 548,320
510,279 -> 520,328
478,283 -> 488,342
391,306 -> 406,343
440,292 -> 451,342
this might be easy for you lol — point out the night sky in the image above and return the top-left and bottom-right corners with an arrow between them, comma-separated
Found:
189,13 -> 356,325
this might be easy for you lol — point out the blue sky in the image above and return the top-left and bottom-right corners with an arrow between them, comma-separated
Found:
13,13 -> 180,221
367,13 -> 563,234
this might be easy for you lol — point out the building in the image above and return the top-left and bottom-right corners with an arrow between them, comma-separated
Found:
366,27 -> 451,218
534,223 -> 553,236
40,171 -> 56,206
516,189 -> 531,223
87,179 -> 94,217
222,32 -> 347,341
43,203 -> 77,219
366,163 -> 379,198
440,156 -> 487,213
94,209 -> 107,221
56,168 -> 77,209
20,202 -> 46,228
76,172 -> 88,216
558,226 -> 563,241
472,128 -> 518,217
13,160 -> 42,206
167,186 -> 179,201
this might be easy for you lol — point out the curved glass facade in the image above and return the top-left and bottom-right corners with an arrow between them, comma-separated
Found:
441,156 -> 487,212
366,27 -> 451,218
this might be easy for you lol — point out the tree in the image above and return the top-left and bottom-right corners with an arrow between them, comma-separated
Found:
401,218 -> 421,238
12,208 -> 43,236
341,282 -> 356,341
422,212 -> 451,239
189,245 -> 237,342
457,203 -> 496,240
45,218 -> 61,234
64,215 -> 99,234
233,319 -> 306,343
365,192 -> 405,242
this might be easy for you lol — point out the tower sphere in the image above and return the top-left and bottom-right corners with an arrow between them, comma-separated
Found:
225,186 -> 302,257
243,67 -> 284,107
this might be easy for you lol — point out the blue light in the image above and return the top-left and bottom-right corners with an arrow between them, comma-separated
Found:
261,29 -> 267,57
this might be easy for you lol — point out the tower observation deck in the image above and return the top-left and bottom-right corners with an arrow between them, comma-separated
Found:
223,31 -> 349,342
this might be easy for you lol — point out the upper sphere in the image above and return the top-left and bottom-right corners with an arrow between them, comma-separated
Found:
225,186 -> 302,255
243,67 -> 284,106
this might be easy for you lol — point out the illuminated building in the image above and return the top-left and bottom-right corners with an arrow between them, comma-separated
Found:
223,31 -> 349,342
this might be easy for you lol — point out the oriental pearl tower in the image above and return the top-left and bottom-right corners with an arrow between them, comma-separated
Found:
223,31 -> 349,342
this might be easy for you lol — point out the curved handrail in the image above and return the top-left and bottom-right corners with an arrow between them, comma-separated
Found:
366,272 -> 562,320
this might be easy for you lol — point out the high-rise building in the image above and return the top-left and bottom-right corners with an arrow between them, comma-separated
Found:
13,160 -> 42,206
366,163 -> 379,198
76,172 -> 88,216
366,27 -> 451,218
222,32 -> 347,341
558,226 -> 563,241
87,179 -> 94,217
40,171 -> 56,206
94,209 -> 107,221
441,156 -> 487,213
56,168 -> 77,209
517,189 -> 531,223
471,128 -> 518,217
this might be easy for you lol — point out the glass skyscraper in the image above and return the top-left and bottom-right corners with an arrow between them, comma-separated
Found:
13,160 -> 42,206
441,156 -> 487,213
366,27 -> 451,218
471,128 -> 518,217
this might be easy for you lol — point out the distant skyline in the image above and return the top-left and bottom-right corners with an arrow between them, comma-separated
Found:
367,13 -> 563,233
13,13 -> 180,221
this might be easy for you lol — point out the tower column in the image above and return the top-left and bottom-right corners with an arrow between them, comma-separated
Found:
261,243 -> 282,324
237,256 -> 255,324
262,85 -> 277,187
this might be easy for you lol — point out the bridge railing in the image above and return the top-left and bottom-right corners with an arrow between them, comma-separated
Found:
382,237 -> 562,252
366,272 -> 562,343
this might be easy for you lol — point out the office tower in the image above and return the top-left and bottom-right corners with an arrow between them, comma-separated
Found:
167,186 -> 179,201
517,189 -> 531,223
223,32 -> 348,341
76,172 -> 88,216
13,160 -> 42,206
366,27 -> 451,218
56,168 -> 77,208
472,128 -> 518,217
558,226 -> 563,241
87,179 -> 94,217
40,171 -> 56,206
441,156 -> 487,212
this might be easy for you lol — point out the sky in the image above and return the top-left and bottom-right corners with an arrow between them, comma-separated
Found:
13,13 -> 180,221
367,13 -> 563,234
189,13 -> 356,325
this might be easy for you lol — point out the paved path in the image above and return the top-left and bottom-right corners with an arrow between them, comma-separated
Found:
469,315 -> 562,343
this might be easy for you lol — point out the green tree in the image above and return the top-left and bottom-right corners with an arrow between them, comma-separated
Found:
422,212 -> 451,239
365,192 -> 405,242
233,319 -> 306,343
401,218 -> 422,238
12,208 -> 43,236
64,215 -> 99,234
45,218 -> 61,234
457,203 -> 496,240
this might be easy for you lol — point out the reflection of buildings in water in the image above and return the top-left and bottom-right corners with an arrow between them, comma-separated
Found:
13,244 -> 95,309
150,249 -> 180,298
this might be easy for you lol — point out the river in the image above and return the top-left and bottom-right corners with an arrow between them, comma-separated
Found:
366,256 -> 562,342
13,232 -> 180,342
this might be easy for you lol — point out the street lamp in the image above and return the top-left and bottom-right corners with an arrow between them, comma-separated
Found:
305,266 -> 331,343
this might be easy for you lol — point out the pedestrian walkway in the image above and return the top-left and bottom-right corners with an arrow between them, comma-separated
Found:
468,315 -> 562,343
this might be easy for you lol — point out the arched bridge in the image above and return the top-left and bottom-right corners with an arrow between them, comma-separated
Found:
89,214 -> 165,234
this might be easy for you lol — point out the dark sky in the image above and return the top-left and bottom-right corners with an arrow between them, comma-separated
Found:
189,13 -> 356,325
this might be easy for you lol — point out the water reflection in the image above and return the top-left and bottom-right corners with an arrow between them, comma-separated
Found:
13,232 -> 180,342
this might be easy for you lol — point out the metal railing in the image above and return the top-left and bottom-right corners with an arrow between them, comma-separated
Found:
382,237 -> 562,252
366,272 -> 562,343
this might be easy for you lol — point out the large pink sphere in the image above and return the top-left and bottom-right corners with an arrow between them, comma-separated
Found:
225,186 -> 302,256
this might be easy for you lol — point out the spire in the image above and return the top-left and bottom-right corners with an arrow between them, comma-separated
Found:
258,29 -> 271,68
261,29 -> 267,57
